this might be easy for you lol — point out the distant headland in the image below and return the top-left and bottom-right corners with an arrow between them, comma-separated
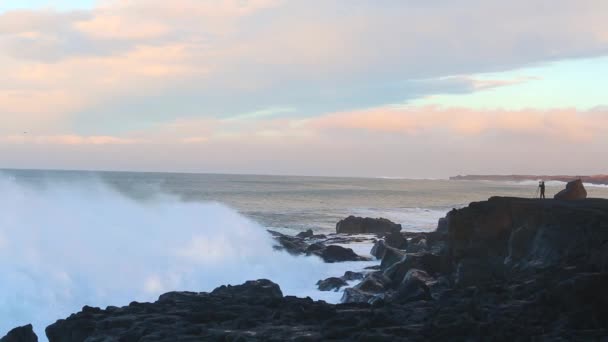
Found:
450,174 -> 608,185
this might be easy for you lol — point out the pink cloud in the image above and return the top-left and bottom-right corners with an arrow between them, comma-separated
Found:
307,106 -> 607,142
1,135 -> 143,145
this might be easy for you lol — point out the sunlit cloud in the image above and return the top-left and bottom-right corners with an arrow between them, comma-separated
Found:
308,106 -> 607,142
0,135 -> 143,145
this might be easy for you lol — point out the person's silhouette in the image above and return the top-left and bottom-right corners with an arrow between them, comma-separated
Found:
539,181 -> 546,199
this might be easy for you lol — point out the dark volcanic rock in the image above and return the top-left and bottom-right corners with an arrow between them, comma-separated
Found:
342,271 -> 365,281
384,231 -> 407,249
1,325 -> 37,342
268,230 -> 309,255
340,288 -> 379,304
379,246 -> 406,270
317,277 -> 348,291
269,230 -> 368,263
311,245 -> 368,263
370,239 -> 387,259
554,179 -> 587,200
383,252 -> 442,285
394,269 -> 432,303
210,279 -> 283,299
355,272 -> 390,293
296,229 -> 314,238
336,216 -> 401,234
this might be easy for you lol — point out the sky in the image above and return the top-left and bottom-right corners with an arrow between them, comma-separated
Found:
0,0 -> 607,178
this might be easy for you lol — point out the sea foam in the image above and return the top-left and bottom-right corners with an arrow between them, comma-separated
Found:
0,174 -> 375,338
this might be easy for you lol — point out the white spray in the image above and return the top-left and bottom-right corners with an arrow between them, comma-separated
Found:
0,174 -> 374,338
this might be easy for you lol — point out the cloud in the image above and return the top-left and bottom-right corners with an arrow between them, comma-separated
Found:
0,135 -> 142,145
1,0 -> 607,135
308,106 -> 608,142
74,14 -> 169,40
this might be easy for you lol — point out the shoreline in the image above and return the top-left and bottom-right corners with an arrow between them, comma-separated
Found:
8,196 -> 608,341
450,174 -> 608,185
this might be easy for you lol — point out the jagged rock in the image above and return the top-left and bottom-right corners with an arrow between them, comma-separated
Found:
305,242 -> 326,253
1,325 -> 37,342
355,272 -> 391,293
311,245 -> 368,263
394,269 -> 433,303
296,229 -> 314,238
342,271 -> 365,281
380,246 -> 406,270
336,216 -> 402,234
210,279 -> 283,299
437,217 -> 448,233
268,230 -> 309,255
383,252 -> 442,285
317,277 -> 348,291
340,287 -> 379,304
554,179 -> 587,200
385,231 -> 407,249
370,239 -> 387,259
406,238 -> 428,253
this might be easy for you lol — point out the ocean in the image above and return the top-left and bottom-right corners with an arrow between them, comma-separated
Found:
2,169 -> 607,337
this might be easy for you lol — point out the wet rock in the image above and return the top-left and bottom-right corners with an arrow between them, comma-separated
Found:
379,246 -> 406,270
394,269 -> 433,303
317,277 -> 348,291
342,271 -> 365,281
370,239 -> 387,259
406,238 -> 428,253
554,179 -> 587,200
268,230 -> 309,255
336,216 -> 402,234
383,253 -> 442,285
1,325 -> 37,342
310,245 -> 368,263
341,288 -> 378,304
355,272 -> 390,293
296,229 -> 314,238
385,231 -> 407,249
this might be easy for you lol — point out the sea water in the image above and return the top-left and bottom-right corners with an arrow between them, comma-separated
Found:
1,169 -> 607,337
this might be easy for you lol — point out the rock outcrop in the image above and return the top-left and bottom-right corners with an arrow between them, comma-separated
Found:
268,230 -> 369,262
554,179 -> 587,200
336,216 -> 401,234
0,325 -> 37,342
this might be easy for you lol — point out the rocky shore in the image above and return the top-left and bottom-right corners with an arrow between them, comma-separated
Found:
450,174 -> 608,186
5,196 -> 608,341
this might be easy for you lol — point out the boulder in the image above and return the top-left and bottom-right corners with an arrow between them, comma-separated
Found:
317,277 -> 348,291
342,271 -> 365,281
296,229 -> 314,238
554,179 -> 587,200
380,246 -> 406,270
1,325 -> 37,342
336,216 -> 401,234
383,252 -> 442,285
341,288 -> 380,304
385,231 -> 407,249
311,245 -> 368,263
370,240 -> 387,259
268,230 -> 309,255
393,269 -> 432,303
355,272 -> 391,293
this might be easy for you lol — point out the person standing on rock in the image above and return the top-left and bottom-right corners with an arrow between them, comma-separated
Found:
539,181 -> 546,199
